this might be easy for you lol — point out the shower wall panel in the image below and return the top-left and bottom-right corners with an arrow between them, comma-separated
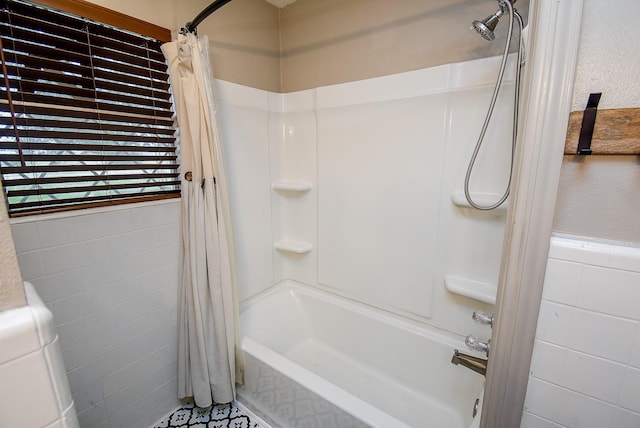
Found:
217,89 -> 276,301
316,93 -> 448,320
217,55 -> 517,336
269,91 -> 319,287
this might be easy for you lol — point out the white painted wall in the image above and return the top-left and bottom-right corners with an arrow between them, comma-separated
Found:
217,55 -> 517,337
0,184 -> 24,310
553,0 -> 640,243
570,0 -> 640,112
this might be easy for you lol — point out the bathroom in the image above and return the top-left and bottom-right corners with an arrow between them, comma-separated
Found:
0,0 -> 639,427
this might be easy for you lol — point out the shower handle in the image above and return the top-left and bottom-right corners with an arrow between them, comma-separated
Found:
472,311 -> 494,328
465,334 -> 490,357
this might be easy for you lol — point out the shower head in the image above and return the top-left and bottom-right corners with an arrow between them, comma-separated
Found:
472,0 -> 517,41
472,10 -> 503,41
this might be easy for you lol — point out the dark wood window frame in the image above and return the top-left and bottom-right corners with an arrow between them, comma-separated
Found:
0,0 -> 179,217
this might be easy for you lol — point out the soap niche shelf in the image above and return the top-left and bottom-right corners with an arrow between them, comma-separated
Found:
274,239 -> 313,254
451,192 -> 508,212
272,180 -> 312,193
444,274 -> 497,305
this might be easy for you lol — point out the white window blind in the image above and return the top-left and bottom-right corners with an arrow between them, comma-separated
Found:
0,0 -> 179,216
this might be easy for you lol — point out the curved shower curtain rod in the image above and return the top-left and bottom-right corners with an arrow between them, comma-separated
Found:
182,0 -> 234,34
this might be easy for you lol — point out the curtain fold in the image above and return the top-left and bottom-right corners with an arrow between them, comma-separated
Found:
162,33 -> 243,408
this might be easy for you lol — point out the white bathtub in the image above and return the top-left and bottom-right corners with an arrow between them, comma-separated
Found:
238,281 -> 485,428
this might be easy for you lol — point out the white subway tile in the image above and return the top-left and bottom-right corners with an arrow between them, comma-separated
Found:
0,306 -> 40,363
28,277 -> 50,303
101,354 -> 154,397
72,213 -> 109,241
541,259 -> 582,306
143,378 -> 180,428
57,316 -> 96,349
75,238 -> 112,267
43,337 -> 74,415
553,388 -> 616,428
109,228 -> 158,257
154,202 -> 180,225
155,223 -> 180,246
108,399 -> 144,428
104,382 -> 134,417
607,244 -> 640,273
619,367 -> 640,413
61,337 -> 98,372
72,381 -> 104,415
630,325 -> 640,369
523,378 -> 560,421
535,301 -> 576,346
17,250 -> 45,280
37,218 -> 76,248
41,244 -> 81,275
529,340 -> 567,383
46,269 -> 85,301
568,309 -> 637,364
104,208 -> 134,235
578,265 -> 640,320
521,412 -> 565,428
0,351 -> 60,428
613,408 -> 640,428
95,322 -> 176,380
131,204 -> 158,229
549,237 -> 613,267
76,400 -> 108,428
67,361 -> 101,393
559,350 -> 627,403
10,222 -> 40,253
81,261 -> 119,290
48,293 -> 92,325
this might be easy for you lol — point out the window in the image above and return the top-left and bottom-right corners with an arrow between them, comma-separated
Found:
0,0 -> 179,217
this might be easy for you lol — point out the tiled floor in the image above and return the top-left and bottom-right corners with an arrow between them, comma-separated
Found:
154,401 -> 266,428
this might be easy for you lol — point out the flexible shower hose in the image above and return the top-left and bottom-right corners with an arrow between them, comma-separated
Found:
464,0 -> 524,210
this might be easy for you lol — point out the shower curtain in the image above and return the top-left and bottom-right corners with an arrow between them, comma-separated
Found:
162,33 -> 243,407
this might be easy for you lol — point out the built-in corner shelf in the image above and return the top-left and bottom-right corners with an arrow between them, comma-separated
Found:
274,239 -> 313,254
451,192 -> 508,212
272,180 -> 312,193
444,275 -> 497,305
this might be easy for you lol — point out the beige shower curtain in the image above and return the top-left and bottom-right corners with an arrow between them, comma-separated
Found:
162,33 -> 243,407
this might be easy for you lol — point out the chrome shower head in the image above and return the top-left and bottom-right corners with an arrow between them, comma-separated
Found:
472,10 -> 503,41
472,0 -> 517,41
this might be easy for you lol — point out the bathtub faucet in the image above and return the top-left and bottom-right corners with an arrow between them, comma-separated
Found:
451,349 -> 487,377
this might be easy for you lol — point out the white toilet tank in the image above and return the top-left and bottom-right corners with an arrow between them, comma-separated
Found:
0,282 -> 79,428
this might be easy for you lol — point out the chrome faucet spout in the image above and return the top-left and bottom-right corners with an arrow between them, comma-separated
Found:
451,349 -> 487,377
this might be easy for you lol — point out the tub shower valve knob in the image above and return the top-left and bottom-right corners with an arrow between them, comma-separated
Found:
472,311 -> 494,327
465,334 -> 490,356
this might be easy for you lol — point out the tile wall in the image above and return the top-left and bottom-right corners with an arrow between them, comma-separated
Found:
10,200 -> 181,428
522,236 -> 640,428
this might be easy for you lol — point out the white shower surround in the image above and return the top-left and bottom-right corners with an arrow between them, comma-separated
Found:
215,56 -> 518,426
217,55 -> 518,337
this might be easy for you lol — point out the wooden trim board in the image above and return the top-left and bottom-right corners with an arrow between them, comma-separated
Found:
565,107 -> 640,155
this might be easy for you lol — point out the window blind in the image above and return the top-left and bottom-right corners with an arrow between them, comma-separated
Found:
0,0 -> 179,217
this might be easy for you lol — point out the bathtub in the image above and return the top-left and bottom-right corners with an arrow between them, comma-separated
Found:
237,281 -> 485,428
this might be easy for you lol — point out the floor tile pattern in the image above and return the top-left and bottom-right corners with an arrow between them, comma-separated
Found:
154,401 -> 264,428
